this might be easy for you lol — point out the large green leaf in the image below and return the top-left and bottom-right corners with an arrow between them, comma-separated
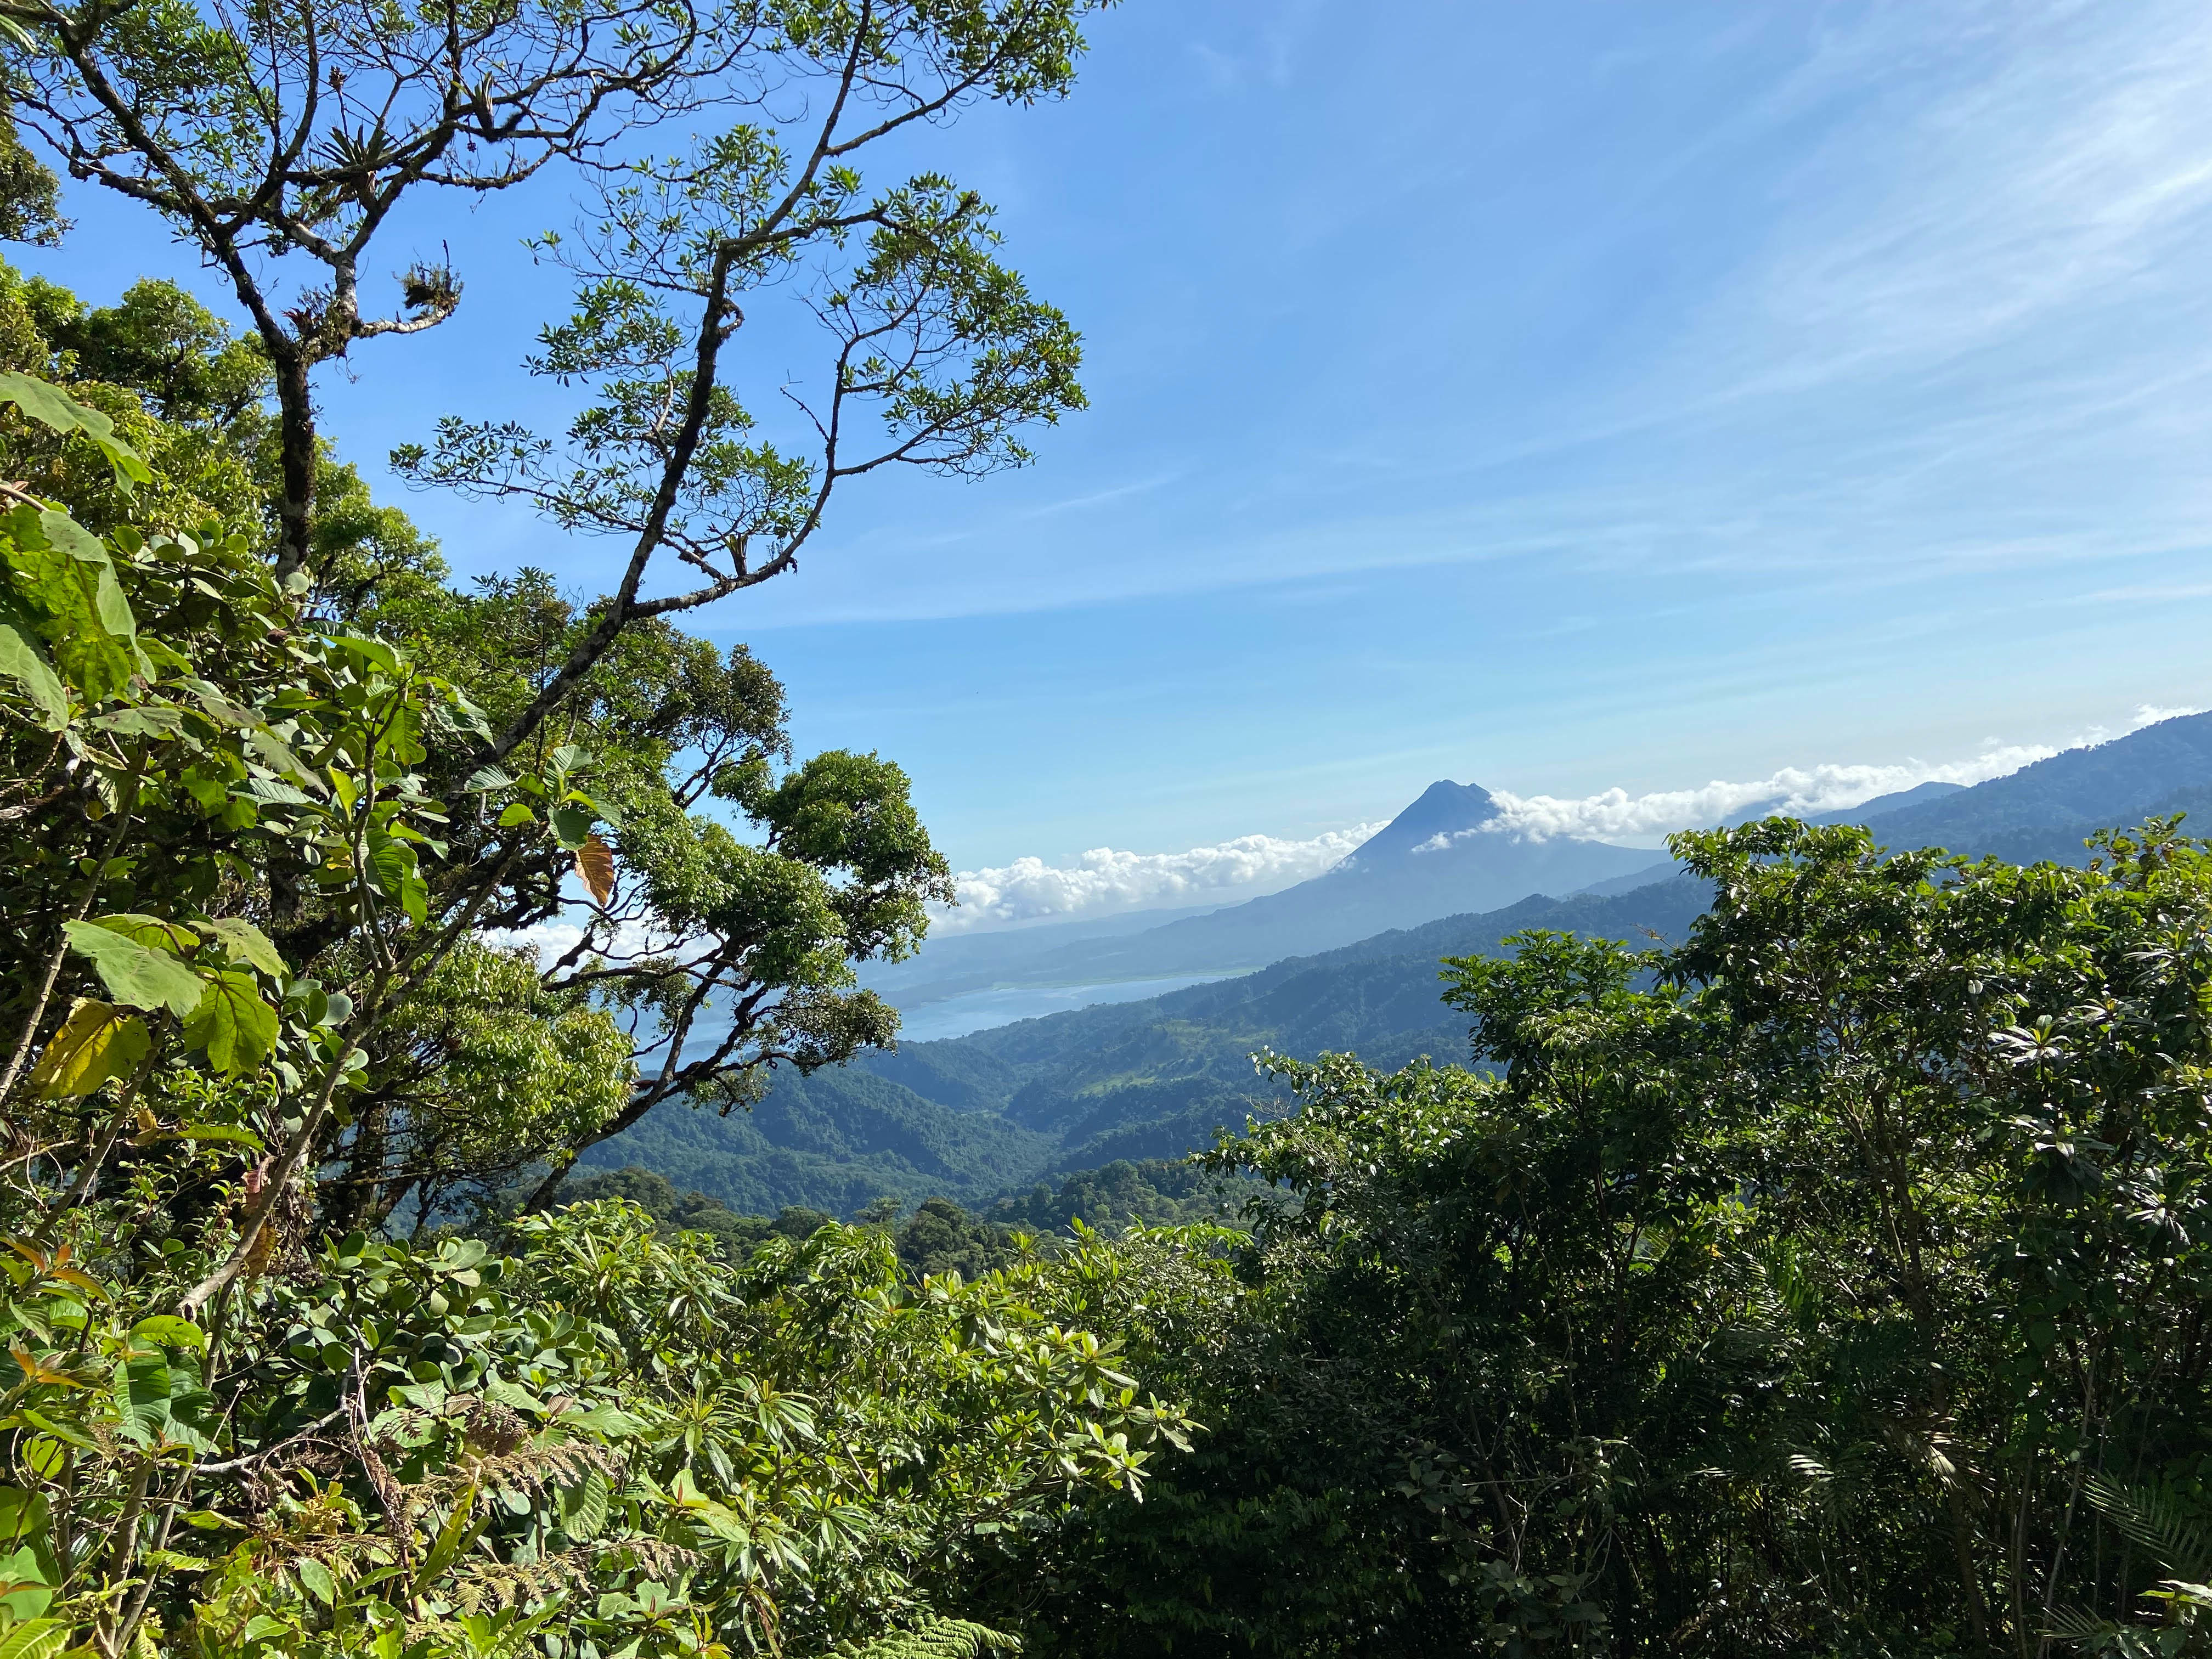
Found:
0,1488 -> 57,1624
368,837 -> 428,926
0,620 -> 66,730
329,629 -> 400,674
206,916 -> 287,978
26,998 -> 150,1099
0,1614 -> 67,1658
110,1353 -> 216,1451
130,1314 -> 206,1351
180,968 -> 277,1074
91,912 -> 198,953
60,919 -> 202,1017
0,371 -> 155,491
0,507 -> 139,703
37,508 -> 134,640
0,1486 -> 58,1619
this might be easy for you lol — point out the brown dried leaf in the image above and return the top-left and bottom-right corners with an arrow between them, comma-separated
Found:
575,833 -> 616,907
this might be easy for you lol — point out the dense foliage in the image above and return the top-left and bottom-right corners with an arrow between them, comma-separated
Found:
995,819 -> 2212,1656
0,341 -> 1207,1659
4,5 -> 2211,1655
0,3 -> 1200,1652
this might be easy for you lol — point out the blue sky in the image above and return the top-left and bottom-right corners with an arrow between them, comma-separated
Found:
29,0 -> 2212,923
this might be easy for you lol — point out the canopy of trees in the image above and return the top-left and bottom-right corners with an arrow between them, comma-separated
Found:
982,821 -> 2212,1657
2,3 -> 2210,1655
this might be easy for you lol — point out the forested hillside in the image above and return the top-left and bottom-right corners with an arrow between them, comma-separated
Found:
4,0 -> 2210,1653
584,877 -> 1716,1210
599,712 -> 2212,1215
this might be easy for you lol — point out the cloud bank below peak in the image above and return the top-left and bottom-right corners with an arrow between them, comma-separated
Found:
944,705 -> 2204,934
1481,706 -> 2200,846
937,825 -> 1380,934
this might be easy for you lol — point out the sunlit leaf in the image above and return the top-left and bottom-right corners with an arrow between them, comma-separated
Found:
130,1316 -> 205,1351
61,919 -> 202,1017
205,916 -> 286,978
25,998 -> 149,1099
180,969 -> 278,1074
0,622 -> 67,730
0,371 -> 154,491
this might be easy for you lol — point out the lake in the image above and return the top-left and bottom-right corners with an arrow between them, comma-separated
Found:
892,974 -> 1245,1042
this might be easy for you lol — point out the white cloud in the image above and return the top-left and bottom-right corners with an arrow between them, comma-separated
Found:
1480,705 -> 2197,844
495,706 -> 2208,949
935,824 -> 1381,934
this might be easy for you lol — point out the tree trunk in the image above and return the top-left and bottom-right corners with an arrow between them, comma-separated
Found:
270,348 -> 317,583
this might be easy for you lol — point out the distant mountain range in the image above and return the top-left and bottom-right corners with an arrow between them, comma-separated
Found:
578,877 -> 1715,1215
585,710 -> 2212,1217
861,781 -> 1658,1007
1573,712 -> 2212,893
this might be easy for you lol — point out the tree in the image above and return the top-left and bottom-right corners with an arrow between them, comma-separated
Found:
0,370 -> 1195,1658
1006,819 -> 2212,1657
0,3 -> 1159,1640
3,0 -> 1102,623
0,2 -> 1107,1200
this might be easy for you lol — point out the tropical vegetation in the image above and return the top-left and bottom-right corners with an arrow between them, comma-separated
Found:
0,1 -> 2209,1654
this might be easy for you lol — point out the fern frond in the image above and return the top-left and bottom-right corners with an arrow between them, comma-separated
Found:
2042,1602 -> 2116,1642
2085,1474 -> 2212,1581
846,1616 -> 1021,1659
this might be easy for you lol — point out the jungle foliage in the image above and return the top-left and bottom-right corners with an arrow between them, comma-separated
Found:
993,820 -> 2212,1658
2,2 -> 2210,1654
0,3 -> 1209,1654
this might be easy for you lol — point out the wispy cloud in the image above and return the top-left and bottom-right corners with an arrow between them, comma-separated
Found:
1482,705 -> 2198,844
732,0 -> 2212,635
1678,2 -> 2212,405
935,823 -> 1380,933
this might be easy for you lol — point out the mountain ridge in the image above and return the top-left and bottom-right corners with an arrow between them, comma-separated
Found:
590,711 -> 2212,1217
871,780 -> 1657,1006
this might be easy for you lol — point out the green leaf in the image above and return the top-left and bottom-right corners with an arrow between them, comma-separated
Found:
564,1470 -> 611,1542
169,1124 -> 263,1146
205,917 -> 286,978
0,371 -> 154,492
296,1555 -> 336,1605
0,622 -> 67,730
0,1488 -> 50,1550
466,765 -> 516,793
0,1615 -> 68,1659
60,921 -> 201,1017
111,1354 -> 172,1446
26,998 -> 150,1099
181,969 -> 278,1075
91,912 -> 198,954
0,507 -> 138,704
574,789 -> 625,831
329,630 -> 399,674
87,706 -> 185,737
35,510 -> 133,640
367,838 -> 428,926
130,1315 -> 206,1351
0,1491 -> 57,1622
550,805 -> 593,849
555,1402 -> 644,1436
435,1238 -> 489,1274
496,802 -> 535,828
